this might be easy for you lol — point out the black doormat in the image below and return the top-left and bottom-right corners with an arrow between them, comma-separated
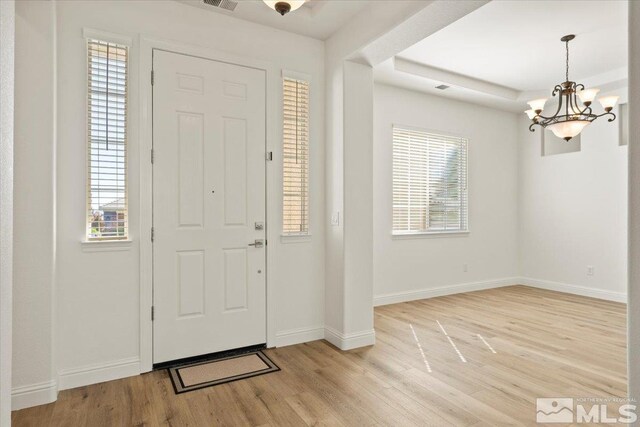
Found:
168,350 -> 280,394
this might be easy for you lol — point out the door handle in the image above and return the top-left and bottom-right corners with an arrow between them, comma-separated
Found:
248,239 -> 264,248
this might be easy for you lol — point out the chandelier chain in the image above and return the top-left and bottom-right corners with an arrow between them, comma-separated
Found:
565,40 -> 569,82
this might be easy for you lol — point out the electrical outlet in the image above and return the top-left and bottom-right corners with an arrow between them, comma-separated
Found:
587,265 -> 594,276
331,212 -> 340,226
463,263 -> 468,272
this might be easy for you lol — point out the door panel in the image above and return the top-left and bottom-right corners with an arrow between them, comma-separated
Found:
223,117 -> 247,225
177,250 -> 205,317
177,113 -> 204,228
153,50 -> 266,364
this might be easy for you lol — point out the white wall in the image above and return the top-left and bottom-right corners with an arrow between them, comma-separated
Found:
12,0 -> 57,409
373,83 -> 628,305
627,0 -> 639,405
373,84 -> 520,303
323,63 -> 344,335
14,0 -> 325,407
0,1 -> 15,424
519,114 -> 628,301
341,61 -> 374,344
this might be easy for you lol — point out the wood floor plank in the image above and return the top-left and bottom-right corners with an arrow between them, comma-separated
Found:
11,286 -> 627,426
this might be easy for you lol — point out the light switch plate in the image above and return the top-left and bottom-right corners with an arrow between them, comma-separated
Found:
331,212 -> 340,226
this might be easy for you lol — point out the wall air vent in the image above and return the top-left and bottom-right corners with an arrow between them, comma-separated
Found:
203,0 -> 238,12
435,84 -> 450,90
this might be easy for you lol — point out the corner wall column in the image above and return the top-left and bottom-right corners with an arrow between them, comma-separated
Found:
342,60 -> 374,345
0,0 -> 15,424
627,0 -> 640,405
324,60 -> 375,349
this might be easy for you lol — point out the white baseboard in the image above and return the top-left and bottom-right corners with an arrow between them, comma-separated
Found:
58,357 -> 140,391
12,380 -> 57,411
520,277 -> 627,303
275,326 -> 325,347
276,325 -> 375,350
373,277 -> 518,307
324,327 -> 376,350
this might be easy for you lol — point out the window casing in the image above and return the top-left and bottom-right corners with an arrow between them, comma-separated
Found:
86,39 -> 129,241
282,77 -> 310,235
392,126 -> 468,235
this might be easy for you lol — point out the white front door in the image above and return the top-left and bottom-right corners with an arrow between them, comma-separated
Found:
152,50 -> 266,364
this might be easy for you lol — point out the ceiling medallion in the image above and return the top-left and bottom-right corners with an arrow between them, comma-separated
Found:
263,0 -> 306,16
525,34 -> 619,141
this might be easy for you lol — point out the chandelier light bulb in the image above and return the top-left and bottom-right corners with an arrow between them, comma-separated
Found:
598,95 -> 619,112
527,98 -> 547,114
524,109 -> 537,120
577,88 -> 600,106
547,120 -> 590,141
263,0 -> 306,15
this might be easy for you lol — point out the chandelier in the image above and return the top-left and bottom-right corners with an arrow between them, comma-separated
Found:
263,0 -> 306,16
526,34 -> 619,141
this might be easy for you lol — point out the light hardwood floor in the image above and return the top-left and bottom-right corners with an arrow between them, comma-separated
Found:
12,285 -> 627,426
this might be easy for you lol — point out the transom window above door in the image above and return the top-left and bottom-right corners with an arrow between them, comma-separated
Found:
392,126 -> 468,235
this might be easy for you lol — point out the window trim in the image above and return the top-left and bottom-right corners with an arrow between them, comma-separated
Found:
82,28 -> 132,49
391,230 -> 470,240
391,124 -> 470,237
81,239 -> 133,252
281,69 -> 311,240
280,234 -> 313,244
84,31 -> 131,243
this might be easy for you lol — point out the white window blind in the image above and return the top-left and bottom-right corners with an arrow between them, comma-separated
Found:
86,39 -> 128,241
392,127 -> 468,234
282,77 -> 309,235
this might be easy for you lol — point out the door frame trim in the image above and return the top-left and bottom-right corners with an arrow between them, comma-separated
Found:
139,36 -> 276,373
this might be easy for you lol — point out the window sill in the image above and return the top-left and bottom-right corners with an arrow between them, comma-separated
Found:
280,234 -> 312,244
392,231 -> 469,240
81,239 -> 133,252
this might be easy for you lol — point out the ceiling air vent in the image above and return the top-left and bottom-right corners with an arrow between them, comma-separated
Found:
435,84 -> 450,90
203,0 -> 238,12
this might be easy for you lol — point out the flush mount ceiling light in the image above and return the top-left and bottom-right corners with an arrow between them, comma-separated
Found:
526,34 -> 618,141
263,0 -> 306,16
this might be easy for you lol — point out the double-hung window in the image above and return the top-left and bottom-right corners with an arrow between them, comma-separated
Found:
86,39 -> 129,241
392,126 -> 468,235
282,76 -> 310,235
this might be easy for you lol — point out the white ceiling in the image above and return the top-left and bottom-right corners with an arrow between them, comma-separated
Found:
375,0 -> 629,112
177,0 -> 371,40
